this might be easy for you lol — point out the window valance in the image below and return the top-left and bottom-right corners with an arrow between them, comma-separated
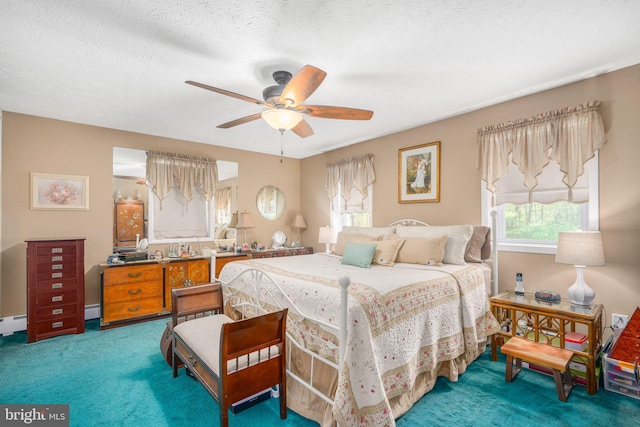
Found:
325,154 -> 375,209
146,150 -> 218,207
477,101 -> 606,203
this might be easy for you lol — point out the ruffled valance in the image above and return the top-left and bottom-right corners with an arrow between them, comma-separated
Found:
477,101 -> 606,199
146,150 -> 218,209
325,154 -> 375,209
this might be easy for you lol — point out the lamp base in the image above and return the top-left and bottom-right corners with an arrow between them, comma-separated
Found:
324,243 -> 331,253
567,266 -> 595,306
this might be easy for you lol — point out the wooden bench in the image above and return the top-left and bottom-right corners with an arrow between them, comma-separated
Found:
500,336 -> 574,402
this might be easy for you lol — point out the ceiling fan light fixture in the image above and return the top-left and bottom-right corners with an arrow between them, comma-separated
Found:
261,109 -> 303,131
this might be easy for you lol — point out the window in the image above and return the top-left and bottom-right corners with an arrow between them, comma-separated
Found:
330,183 -> 373,231
148,181 -> 214,242
482,154 -> 599,254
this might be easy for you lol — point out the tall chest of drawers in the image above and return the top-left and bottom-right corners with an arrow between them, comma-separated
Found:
26,238 -> 85,343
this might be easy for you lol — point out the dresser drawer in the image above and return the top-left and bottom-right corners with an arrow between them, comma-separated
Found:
36,277 -> 77,293
104,264 -> 163,285
35,258 -> 78,273
35,241 -> 78,256
103,296 -> 164,323
35,302 -> 78,322
36,289 -> 78,307
103,281 -> 163,304
34,316 -> 79,337
36,253 -> 77,266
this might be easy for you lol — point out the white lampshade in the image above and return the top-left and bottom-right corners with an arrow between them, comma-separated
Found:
262,109 -> 303,131
556,231 -> 605,306
318,226 -> 337,253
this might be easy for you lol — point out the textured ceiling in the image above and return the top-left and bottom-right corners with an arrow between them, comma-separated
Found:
1,1 -> 639,159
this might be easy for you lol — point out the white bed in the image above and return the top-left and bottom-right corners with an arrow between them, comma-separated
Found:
218,220 -> 500,426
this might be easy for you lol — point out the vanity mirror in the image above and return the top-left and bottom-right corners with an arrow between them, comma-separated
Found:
256,185 -> 286,220
113,147 -> 238,246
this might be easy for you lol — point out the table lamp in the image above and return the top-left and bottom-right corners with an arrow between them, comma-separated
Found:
555,231 -> 605,306
290,213 -> 307,247
318,226 -> 337,253
235,211 -> 255,246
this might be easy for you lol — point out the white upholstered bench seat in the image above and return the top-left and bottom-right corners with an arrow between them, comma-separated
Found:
174,314 -> 281,375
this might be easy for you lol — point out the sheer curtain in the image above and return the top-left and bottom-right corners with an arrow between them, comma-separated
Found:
477,101 -> 606,205
325,154 -> 375,209
146,151 -> 218,209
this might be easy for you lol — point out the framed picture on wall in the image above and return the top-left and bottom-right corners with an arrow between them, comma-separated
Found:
398,141 -> 440,203
30,172 -> 90,210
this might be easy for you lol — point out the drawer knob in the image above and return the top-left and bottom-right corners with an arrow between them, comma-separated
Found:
128,272 -> 143,278
128,288 -> 142,295
128,305 -> 142,312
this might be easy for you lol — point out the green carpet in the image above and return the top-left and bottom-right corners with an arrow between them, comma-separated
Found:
0,319 -> 636,426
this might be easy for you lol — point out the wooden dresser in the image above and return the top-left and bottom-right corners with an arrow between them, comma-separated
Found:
214,247 -> 313,278
26,238 -> 85,343
100,257 -> 211,328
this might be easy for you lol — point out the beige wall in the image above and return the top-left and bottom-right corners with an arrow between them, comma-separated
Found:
302,64 -> 640,338
1,113 -> 301,316
3,64 -> 639,336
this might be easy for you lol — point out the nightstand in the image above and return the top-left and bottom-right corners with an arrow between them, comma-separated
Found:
490,291 -> 603,394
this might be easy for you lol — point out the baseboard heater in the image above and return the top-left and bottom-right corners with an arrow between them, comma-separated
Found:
230,388 -> 271,414
0,304 -> 101,336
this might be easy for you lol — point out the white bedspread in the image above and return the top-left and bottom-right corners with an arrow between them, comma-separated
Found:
219,253 -> 500,426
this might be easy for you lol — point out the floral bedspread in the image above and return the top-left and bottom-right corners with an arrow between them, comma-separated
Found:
219,253 -> 500,427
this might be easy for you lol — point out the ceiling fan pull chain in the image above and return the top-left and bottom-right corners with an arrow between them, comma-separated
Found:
280,129 -> 284,163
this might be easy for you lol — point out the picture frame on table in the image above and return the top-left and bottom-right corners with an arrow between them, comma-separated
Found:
30,172 -> 90,210
398,141 -> 440,203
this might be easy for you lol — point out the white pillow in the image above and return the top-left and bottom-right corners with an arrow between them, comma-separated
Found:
341,226 -> 396,240
395,224 -> 473,265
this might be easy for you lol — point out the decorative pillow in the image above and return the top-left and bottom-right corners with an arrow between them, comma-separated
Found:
334,232 -> 382,256
395,224 -> 473,265
351,236 -> 405,266
214,226 -> 227,239
465,226 -> 491,263
395,236 -> 447,266
341,226 -> 396,240
341,242 -> 377,268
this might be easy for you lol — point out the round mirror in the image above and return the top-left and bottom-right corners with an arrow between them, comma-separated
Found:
256,185 -> 286,220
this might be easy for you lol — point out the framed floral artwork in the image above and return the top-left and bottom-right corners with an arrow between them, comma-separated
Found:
398,141 -> 440,203
30,172 -> 90,210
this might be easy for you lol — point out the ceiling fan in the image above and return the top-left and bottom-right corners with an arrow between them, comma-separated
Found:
185,65 -> 373,138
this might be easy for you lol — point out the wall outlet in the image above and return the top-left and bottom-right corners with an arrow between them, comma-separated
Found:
612,313 -> 629,330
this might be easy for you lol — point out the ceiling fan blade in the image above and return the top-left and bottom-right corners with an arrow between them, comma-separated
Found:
291,119 -> 314,138
217,113 -> 263,129
299,105 -> 374,120
186,80 -> 272,107
280,65 -> 327,107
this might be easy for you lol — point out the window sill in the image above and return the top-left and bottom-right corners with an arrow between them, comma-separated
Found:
497,242 -> 557,255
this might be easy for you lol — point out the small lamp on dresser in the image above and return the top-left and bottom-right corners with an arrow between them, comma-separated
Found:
291,213 -> 307,247
318,226 -> 337,253
235,211 -> 255,246
555,231 -> 605,306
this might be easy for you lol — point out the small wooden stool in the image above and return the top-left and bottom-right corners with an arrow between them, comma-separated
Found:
500,336 -> 574,402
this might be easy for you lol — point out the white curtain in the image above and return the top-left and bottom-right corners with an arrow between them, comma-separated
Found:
146,151 -> 218,209
325,154 -> 375,209
477,101 -> 606,205
214,187 -> 231,209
